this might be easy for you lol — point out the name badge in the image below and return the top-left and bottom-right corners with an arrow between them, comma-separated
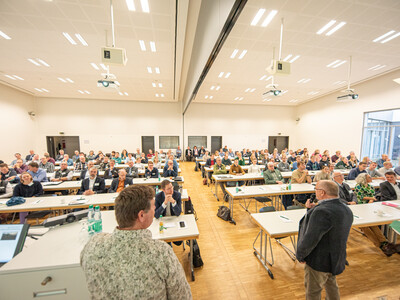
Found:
94,183 -> 99,186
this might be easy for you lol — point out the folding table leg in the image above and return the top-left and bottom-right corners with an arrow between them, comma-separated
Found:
253,229 -> 274,279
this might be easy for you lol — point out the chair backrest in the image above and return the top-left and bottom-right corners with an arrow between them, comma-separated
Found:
286,205 -> 305,210
259,206 -> 276,213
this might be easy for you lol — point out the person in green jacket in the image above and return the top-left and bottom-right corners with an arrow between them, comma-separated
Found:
263,162 -> 284,184
213,157 -> 227,174
235,152 -> 246,166
113,152 -> 122,164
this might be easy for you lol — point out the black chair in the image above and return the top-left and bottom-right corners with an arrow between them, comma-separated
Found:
253,197 -> 273,212
259,206 -> 276,213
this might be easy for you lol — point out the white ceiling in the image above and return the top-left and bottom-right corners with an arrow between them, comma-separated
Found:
194,0 -> 400,106
0,0 -> 400,106
0,0 -> 179,102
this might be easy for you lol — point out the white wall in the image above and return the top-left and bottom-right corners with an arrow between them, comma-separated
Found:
0,84 -> 36,164
33,98 -> 183,155
292,69 -> 400,156
184,103 -> 296,150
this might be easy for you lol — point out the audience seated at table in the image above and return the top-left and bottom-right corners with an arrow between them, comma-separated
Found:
13,172 -> 43,224
263,162 -> 284,185
185,146 -> 192,161
145,161 -> 159,178
377,154 -> 389,169
331,150 -> 341,163
347,162 -> 367,180
10,153 -> 25,166
235,152 -> 246,166
221,152 -> 232,166
291,161 -> 312,206
25,150 -> 35,162
248,158 -> 261,174
55,149 -> 64,161
366,161 -> 384,179
332,171 -> 357,204
379,171 -> 400,201
277,156 -> 290,172
313,165 -> 332,182
1,163 -> 20,184
306,155 -> 320,170
104,159 -> 119,179
98,156 -> 110,170
354,173 -> 376,204
79,167 -> 106,195
74,156 -> 87,171
163,160 -> 178,177
39,157 -> 55,174
51,162 -> 73,182
0,178 -> 13,199
124,160 -> 139,179
27,162 -> 47,182
109,169 -> 132,193
379,161 -> 393,175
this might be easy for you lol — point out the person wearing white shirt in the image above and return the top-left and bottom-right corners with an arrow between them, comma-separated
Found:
248,158 -> 261,174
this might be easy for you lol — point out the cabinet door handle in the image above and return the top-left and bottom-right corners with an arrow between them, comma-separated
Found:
41,276 -> 52,286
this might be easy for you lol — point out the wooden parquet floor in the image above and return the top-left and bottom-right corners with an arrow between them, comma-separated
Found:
174,162 -> 400,300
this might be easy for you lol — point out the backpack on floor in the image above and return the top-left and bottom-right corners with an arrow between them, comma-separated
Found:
191,240 -> 204,268
217,205 -> 231,221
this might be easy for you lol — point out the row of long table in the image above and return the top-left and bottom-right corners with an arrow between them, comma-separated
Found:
250,200 -> 400,279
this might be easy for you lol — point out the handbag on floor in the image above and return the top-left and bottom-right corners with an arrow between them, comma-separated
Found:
217,205 -> 231,221
192,240 -> 204,268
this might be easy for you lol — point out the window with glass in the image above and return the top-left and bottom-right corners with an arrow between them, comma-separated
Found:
361,109 -> 400,166
188,136 -> 207,149
159,136 -> 179,149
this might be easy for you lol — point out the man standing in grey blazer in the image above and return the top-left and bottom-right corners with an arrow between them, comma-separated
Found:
296,180 -> 353,300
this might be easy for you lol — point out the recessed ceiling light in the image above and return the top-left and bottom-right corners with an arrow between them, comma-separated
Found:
216,86 -> 220,91
224,72 -> 231,78
283,54 -> 292,61
259,75 -> 266,80
158,83 -> 162,87
251,9 -> 265,26
37,59 -> 50,67
317,20 -> 336,35
62,32 -> 77,45
245,88 -> 250,92
218,72 -> 224,78
261,10 -> 278,27
209,96 -> 213,99
297,78 -> 306,83
281,90 -> 288,95
332,60 -> 346,68
333,80 -> 347,85
230,49 -> 239,59
262,98 -> 272,102
289,99 -> 298,103
12,75 -> 24,80
373,30 -> 395,43
393,78 -> 400,85
239,97 -> 243,101
147,67 -> 152,73
0,30 -> 11,40
161,94 -> 164,97
155,67 -> 160,74
28,58 -> 41,66
58,77 -> 67,83
156,94 -> 159,97
140,0 -> 150,13
124,92 -> 128,96
66,78 -> 74,83
100,64 -> 107,71
5,75 -> 16,80
289,55 -> 300,63
381,32 -> 400,43
266,75 -> 273,81
205,95 -> 209,99
303,78 -> 311,83
210,86 -> 215,90
152,83 -> 156,87
238,50 -> 247,59
368,64 -> 386,71
78,90 -> 84,94
90,63 -> 99,70
126,0 -> 135,11
325,21 -> 346,36
150,41 -> 156,52
75,34 -> 88,46
119,91 -> 123,96
250,88 -> 256,92
41,88 -> 49,93
234,97 -> 239,100
84,90 -> 91,94
139,40 -> 146,51
115,81 -> 120,86
308,91 -> 319,95
34,88 -> 43,92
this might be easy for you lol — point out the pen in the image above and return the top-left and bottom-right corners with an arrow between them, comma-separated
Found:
280,215 -> 290,220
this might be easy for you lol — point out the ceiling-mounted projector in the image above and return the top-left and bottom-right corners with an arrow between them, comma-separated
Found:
263,83 -> 281,96
97,73 -> 119,89
337,88 -> 358,102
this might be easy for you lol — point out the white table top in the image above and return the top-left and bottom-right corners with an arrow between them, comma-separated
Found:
47,168 -> 181,179
41,177 -> 184,191
0,211 -> 198,274
226,183 -> 316,198
0,189 -> 189,213
251,200 -> 400,238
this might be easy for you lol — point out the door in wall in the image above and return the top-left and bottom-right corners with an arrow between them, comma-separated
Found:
268,136 -> 289,153
211,136 -> 222,154
47,136 -> 80,158
142,136 -> 155,154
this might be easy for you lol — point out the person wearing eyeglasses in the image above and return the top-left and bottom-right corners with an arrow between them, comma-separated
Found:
332,171 -> 357,205
296,180 -> 353,300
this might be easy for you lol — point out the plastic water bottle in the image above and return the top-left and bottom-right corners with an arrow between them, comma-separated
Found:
159,215 -> 164,234
288,179 -> 292,191
158,173 -> 161,182
87,205 -> 95,235
236,181 -> 239,193
93,206 -> 102,233
155,186 -> 159,194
